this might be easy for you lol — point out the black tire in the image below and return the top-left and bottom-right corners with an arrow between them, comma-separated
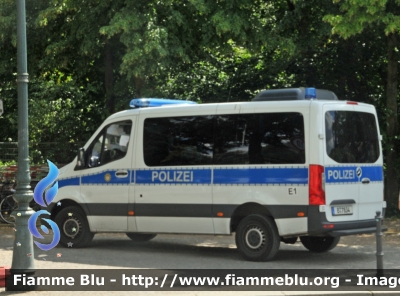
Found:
300,236 -> 340,253
235,214 -> 280,261
126,233 -> 157,242
29,198 -> 40,212
0,195 -> 17,224
55,206 -> 94,248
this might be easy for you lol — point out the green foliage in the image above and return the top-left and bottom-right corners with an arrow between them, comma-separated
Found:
155,43 -> 297,103
0,160 -> 16,182
28,75 -> 100,143
0,160 -> 17,167
99,0 -> 283,81
324,0 -> 400,37
0,0 -> 16,44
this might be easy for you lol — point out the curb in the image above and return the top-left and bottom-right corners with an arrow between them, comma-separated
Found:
0,266 -> 10,288
0,223 -> 14,227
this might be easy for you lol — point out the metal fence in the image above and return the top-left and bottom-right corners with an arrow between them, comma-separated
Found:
0,142 -> 84,165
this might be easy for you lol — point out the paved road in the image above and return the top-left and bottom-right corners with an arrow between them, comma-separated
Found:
1,219 -> 400,295
1,221 -> 400,269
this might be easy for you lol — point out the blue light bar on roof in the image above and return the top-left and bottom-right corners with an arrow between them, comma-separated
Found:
130,98 -> 197,108
305,87 -> 317,99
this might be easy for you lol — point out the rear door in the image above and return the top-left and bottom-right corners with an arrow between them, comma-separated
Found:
323,103 -> 383,222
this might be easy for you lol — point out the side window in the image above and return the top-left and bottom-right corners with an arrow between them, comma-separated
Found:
256,113 -> 305,164
215,113 -> 305,165
214,114 -> 250,164
87,120 -> 132,168
143,116 -> 214,166
143,113 -> 305,166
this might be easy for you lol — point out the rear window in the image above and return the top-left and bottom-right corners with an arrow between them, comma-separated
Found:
325,111 -> 380,163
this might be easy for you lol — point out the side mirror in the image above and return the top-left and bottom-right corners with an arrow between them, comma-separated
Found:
75,147 -> 86,170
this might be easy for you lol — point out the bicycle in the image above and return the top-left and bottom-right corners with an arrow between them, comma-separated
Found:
0,181 -> 18,224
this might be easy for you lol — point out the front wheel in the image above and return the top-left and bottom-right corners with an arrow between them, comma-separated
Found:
235,214 -> 280,261
300,236 -> 340,253
55,206 -> 94,248
126,233 -> 157,242
0,195 -> 18,224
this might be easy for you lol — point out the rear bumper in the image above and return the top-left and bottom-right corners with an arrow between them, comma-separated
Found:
329,226 -> 388,237
307,205 -> 387,237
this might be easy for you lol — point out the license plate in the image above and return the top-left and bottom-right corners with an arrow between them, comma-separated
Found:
331,205 -> 353,216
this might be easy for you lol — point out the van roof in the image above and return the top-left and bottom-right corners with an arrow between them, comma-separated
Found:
108,90 -> 372,121
252,87 -> 338,101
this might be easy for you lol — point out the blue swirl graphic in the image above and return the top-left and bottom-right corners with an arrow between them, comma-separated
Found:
33,160 -> 59,207
28,210 -> 60,251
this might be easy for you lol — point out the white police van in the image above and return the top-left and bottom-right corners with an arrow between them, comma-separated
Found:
50,87 -> 386,261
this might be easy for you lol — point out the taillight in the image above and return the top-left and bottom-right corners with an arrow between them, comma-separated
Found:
309,165 -> 325,205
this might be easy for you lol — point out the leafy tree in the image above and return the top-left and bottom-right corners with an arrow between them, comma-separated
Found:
0,0 -> 107,163
154,42 -> 296,103
324,0 -> 400,212
36,0 -> 131,115
99,0 -> 289,97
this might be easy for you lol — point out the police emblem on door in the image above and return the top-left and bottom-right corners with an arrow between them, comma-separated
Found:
356,167 -> 362,181
104,173 -> 112,182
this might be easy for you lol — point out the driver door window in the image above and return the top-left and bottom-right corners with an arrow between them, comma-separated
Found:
87,120 -> 132,168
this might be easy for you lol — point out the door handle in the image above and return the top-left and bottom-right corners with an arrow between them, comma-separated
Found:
115,170 -> 128,178
361,178 -> 370,184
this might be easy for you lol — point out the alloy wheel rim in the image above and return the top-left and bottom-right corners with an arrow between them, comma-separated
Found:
245,226 -> 265,250
63,217 -> 81,238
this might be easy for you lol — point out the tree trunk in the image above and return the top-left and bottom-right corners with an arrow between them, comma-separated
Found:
384,32 -> 399,212
105,39 -> 115,114
135,76 -> 145,97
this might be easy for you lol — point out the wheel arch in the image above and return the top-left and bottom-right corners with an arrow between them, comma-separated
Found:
50,199 -> 88,220
230,202 -> 275,233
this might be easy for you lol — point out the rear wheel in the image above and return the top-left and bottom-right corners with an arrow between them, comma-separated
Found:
235,214 -> 280,261
55,206 -> 94,248
0,195 -> 17,224
126,233 -> 157,242
300,236 -> 340,253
